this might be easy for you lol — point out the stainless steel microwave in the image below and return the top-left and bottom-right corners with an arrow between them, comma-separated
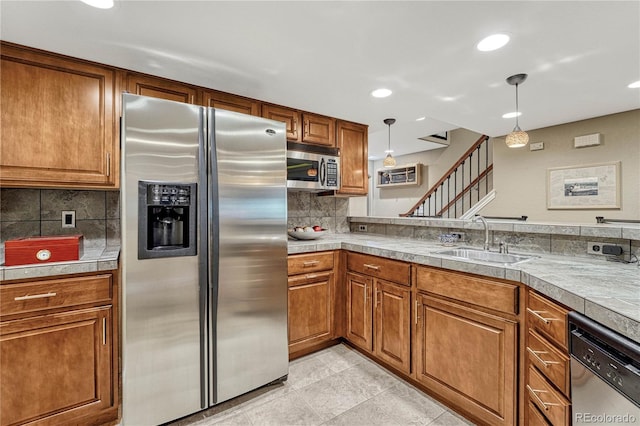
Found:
287,150 -> 340,191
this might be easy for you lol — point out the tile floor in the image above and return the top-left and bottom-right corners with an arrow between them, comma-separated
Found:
170,344 -> 476,426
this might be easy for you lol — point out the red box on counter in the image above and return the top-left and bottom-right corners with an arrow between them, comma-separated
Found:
4,235 -> 84,266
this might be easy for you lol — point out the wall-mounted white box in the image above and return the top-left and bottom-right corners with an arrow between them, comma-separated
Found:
530,142 -> 544,151
574,133 -> 601,148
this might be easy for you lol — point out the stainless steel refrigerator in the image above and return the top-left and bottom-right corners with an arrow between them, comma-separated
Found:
120,94 -> 288,425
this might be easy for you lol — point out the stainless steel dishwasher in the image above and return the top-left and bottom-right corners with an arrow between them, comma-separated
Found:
569,312 -> 640,425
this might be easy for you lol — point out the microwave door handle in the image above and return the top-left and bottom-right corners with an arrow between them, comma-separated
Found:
320,158 -> 326,186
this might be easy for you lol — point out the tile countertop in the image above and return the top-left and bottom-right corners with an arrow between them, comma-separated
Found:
0,246 -> 120,281
288,233 -> 640,343
2,234 -> 637,343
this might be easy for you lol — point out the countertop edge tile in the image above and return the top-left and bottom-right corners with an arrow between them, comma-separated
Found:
1,247 -> 120,280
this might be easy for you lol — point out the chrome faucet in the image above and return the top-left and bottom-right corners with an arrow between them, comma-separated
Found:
473,215 -> 490,251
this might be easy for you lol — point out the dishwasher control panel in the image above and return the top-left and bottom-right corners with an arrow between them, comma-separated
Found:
571,329 -> 639,396
569,312 -> 640,407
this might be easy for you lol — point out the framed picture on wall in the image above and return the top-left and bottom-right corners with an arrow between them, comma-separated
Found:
547,161 -> 621,209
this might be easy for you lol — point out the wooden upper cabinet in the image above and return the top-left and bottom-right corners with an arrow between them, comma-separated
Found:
126,73 -> 198,104
202,90 -> 261,116
0,42 -> 119,189
262,104 -> 301,141
337,120 -> 369,195
302,113 -> 336,147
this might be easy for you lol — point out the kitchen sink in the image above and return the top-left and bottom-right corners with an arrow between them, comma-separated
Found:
435,247 -> 536,265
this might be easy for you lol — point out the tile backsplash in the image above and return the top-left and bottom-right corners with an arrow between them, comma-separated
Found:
287,191 -> 350,233
1,188 -> 120,249
0,189 -> 351,251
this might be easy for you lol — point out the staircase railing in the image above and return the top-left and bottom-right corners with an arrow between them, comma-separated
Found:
400,135 -> 491,218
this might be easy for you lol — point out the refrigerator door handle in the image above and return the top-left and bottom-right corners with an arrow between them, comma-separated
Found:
198,106 -> 210,410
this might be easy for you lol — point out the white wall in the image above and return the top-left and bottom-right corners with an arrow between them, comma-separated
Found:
482,109 -> 640,223
369,128 -> 485,217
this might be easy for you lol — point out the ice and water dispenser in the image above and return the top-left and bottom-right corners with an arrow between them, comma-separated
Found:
138,181 -> 197,259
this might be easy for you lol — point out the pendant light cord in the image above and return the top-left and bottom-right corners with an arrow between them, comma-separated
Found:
515,83 -> 520,128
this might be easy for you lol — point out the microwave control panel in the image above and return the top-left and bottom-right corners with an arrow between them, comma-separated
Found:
326,158 -> 338,187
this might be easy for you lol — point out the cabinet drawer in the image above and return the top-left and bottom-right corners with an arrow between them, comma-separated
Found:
416,266 -> 518,315
527,366 -> 571,426
347,252 -> 410,286
288,271 -> 332,288
288,252 -> 334,275
528,400 -> 552,426
527,330 -> 570,396
527,292 -> 569,350
0,275 -> 112,317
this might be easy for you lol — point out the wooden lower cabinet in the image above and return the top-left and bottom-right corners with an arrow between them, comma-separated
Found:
525,290 -> 571,426
287,252 -> 337,356
374,279 -> 411,373
345,253 -> 411,374
345,271 -> 373,351
415,294 -> 518,425
414,265 -> 519,426
288,271 -> 334,353
0,272 -> 118,426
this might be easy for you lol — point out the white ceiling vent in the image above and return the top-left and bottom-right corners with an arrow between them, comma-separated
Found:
574,133 -> 602,148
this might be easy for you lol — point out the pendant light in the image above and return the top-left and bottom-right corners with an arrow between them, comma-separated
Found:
505,73 -> 529,148
383,118 -> 397,167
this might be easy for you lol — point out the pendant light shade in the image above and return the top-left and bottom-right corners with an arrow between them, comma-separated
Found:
505,73 -> 529,148
383,118 -> 397,167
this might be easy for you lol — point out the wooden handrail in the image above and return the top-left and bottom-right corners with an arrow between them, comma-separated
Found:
400,134 -> 489,217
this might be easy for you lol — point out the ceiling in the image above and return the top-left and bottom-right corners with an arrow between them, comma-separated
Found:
2,1 -> 639,160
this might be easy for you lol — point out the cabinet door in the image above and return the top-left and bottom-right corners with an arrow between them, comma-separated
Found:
288,272 -> 334,354
0,306 -> 113,426
345,272 -> 373,351
0,43 -> 118,188
337,120 -> 368,195
202,90 -> 261,116
374,280 -> 411,373
416,294 -> 517,426
262,104 -> 301,141
302,113 -> 336,147
126,73 -> 198,104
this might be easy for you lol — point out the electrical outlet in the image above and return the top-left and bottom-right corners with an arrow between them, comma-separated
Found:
358,224 -> 368,232
450,232 -> 466,242
587,241 -> 623,255
62,210 -> 76,228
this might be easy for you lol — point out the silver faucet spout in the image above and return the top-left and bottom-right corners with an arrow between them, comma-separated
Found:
473,215 -> 490,251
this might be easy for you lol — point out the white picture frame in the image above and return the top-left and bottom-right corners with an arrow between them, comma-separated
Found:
547,161 -> 621,209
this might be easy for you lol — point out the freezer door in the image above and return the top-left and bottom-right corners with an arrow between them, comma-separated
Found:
121,94 -> 206,425
210,109 -> 289,404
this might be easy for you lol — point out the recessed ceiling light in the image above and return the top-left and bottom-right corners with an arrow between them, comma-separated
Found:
628,80 -> 640,88
416,117 -> 426,121
371,88 -> 392,98
502,112 -> 522,119
477,34 -> 510,52
81,0 -> 114,9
